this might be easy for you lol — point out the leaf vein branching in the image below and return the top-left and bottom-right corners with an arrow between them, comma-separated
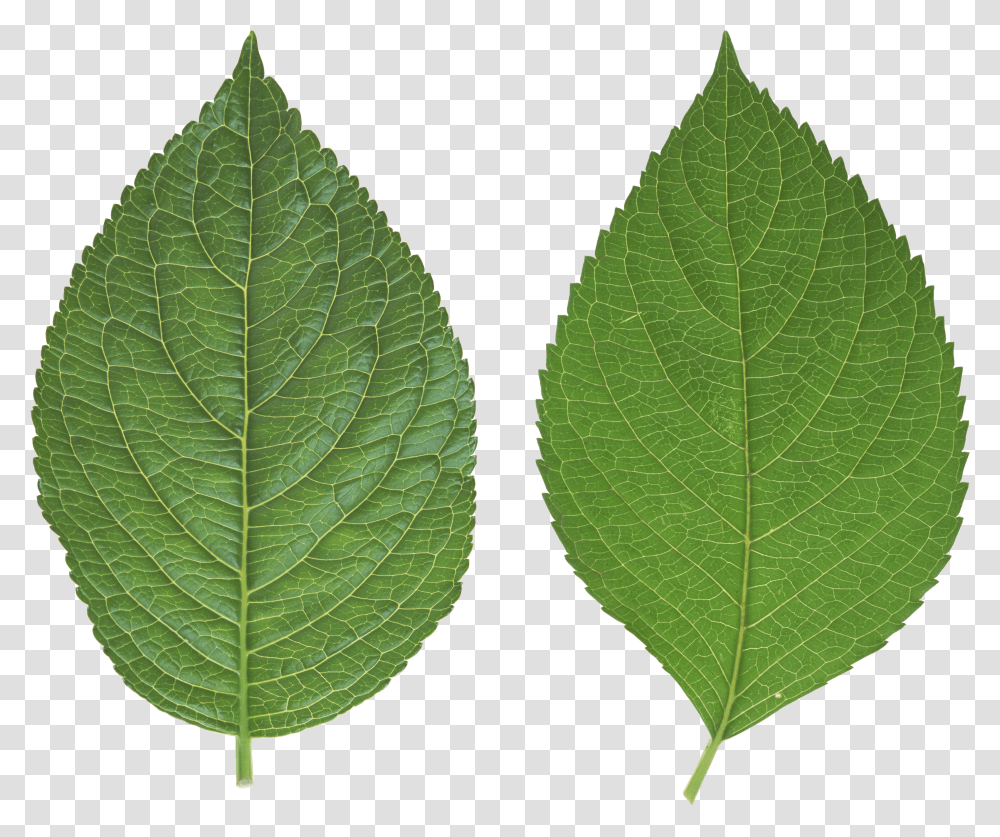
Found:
565,418 -> 741,608
151,267 -> 242,440
103,325 -> 240,572
248,464 -> 443,665
67,429 -> 240,631
246,452 -> 397,596
745,469 -> 940,631
588,338 -> 745,539
750,324 -> 918,545
642,199 -> 748,452
751,294 -> 865,478
248,261 -> 339,415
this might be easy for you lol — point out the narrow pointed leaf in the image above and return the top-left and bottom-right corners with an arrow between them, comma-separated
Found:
32,32 -> 476,786
537,32 -> 967,802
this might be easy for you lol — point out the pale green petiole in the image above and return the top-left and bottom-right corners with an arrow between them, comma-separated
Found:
683,732 -> 724,803
236,735 -> 253,788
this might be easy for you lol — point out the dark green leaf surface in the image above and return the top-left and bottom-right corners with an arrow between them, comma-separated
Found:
32,32 -> 476,785
537,33 -> 967,801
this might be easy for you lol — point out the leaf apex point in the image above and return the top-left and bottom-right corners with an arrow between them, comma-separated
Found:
236,29 -> 266,78
714,29 -> 746,79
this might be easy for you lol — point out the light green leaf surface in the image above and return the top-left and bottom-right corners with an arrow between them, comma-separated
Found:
32,32 -> 476,786
537,33 -> 967,802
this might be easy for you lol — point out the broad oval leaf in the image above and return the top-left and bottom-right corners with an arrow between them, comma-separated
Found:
32,32 -> 476,786
537,32 -> 967,802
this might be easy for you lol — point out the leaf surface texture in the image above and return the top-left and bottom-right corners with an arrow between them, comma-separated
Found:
32,33 -> 476,765
537,33 -> 967,799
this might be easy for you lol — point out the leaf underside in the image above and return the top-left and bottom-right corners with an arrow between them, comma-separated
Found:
538,32 -> 967,766
32,33 -> 476,742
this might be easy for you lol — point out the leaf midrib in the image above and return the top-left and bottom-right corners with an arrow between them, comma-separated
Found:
715,63 -> 750,747
239,65 -> 253,752
679,60 -> 751,800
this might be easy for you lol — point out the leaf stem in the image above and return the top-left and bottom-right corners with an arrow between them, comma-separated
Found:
683,729 -> 724,804
236,734 -> 253,788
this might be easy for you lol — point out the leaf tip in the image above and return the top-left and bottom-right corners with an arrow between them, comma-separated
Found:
236,30 -> 266,79
714,30 -> 746,80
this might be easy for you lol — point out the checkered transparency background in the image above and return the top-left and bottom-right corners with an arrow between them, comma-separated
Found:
1,0 -> 998,834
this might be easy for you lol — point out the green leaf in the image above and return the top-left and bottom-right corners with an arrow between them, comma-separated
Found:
32,32 -> 476,787
536,32 -> 967,803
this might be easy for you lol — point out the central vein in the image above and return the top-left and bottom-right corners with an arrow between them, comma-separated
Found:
683,61 -> 752,803
236,61 -> 255,789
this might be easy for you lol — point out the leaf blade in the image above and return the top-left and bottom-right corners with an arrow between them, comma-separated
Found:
32,32 -> 476,782
537,32 -> 967,801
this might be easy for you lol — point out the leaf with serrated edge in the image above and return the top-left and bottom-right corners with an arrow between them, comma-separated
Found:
32,32 -> 476,787
536,32 -> 967,803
